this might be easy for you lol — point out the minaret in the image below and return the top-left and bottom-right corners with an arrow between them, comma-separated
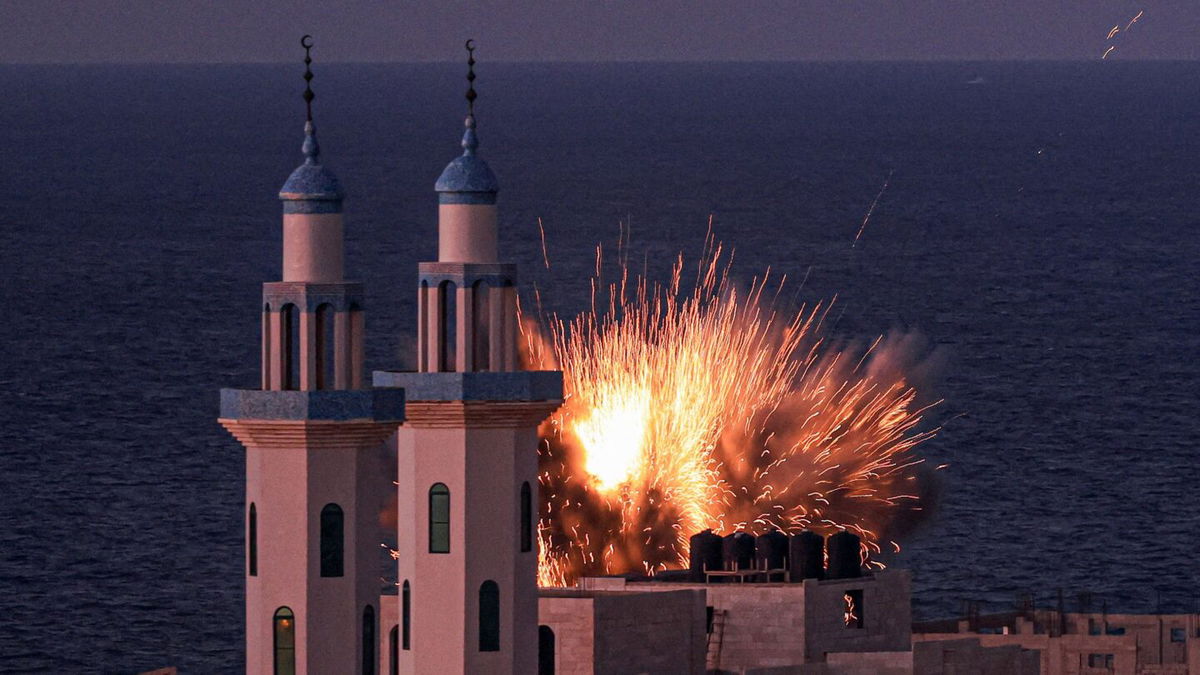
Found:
374,40 -> 562,675
219,36 -> 404,675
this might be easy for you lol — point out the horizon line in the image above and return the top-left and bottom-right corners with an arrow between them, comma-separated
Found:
3,56 -> 1199,66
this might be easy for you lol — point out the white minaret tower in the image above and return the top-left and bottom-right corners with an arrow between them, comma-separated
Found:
219,36 -> 404,675
374,40 -> 562,675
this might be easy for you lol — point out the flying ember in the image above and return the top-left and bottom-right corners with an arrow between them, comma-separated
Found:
524,234 -> 941,587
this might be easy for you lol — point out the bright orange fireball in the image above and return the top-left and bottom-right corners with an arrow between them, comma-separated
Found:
524,234 -> 941,587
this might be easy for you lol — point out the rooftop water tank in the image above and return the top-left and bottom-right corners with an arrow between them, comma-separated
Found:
789,530 -> 825,581
826,530 -> 863,579
722,532 -> 755,571
755,530 -> 789,581
688,529 -> 724,582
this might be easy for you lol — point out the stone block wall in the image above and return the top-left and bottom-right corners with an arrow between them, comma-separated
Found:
593,589 -> 706,674
538,593 -> 596,675
803,570 -> 913,661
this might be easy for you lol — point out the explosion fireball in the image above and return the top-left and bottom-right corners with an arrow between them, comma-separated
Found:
524,233 -> 941,587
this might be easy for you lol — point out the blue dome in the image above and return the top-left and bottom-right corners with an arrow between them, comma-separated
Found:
279,121 -> 344,214
435,117 -> 498,205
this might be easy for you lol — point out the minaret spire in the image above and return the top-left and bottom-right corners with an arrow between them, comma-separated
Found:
435,39 -> 497,208
280,34 -> 342,210
302,34 -> 315,122
465,39 -> 477,118
462,39 -> 479,156
300,35 -> 320,163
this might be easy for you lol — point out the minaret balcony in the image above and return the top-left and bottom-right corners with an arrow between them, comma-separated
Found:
372,370 -> 560,403
220,387 -> 405,423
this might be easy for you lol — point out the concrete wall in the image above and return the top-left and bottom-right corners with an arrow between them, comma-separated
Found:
824,650 -> 914,674
913,638 -> 1040,674
914,611 -> 1200,674
538,594 -> 595,675
379,593 -> 397,675
579,571 -> 911,673
538,589 -> 706,675
243,438 -> 388,675
394,415 -> 542,675
593,590 -> 706,674
803,571 -> 913,661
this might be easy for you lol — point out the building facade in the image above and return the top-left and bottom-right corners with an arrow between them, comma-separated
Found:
914,609 -> 1200,674
372,45 -> 563,675
218,53 -> 404,675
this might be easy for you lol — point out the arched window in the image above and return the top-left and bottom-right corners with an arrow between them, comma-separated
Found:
273,607 -> 295,675
472,280 -> 490,370
428,484 -> 450,554
262,303 -> 273,388
439,281 -> 458,372
418,280 -> 429,370
248,503 -> 258,576
520,482 -> 533,553
538,625 -> 556,675
362,605 -> 376,675
402,580 -> 411,650
320,504 -> 344,577
389,625 -> 399,675
479,580 -> 500,652
315,303 -> 335,390
281,304 -> 299,390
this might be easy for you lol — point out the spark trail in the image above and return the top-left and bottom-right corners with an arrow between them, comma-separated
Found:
853,170 -> 894,247
525,236 -> 940,586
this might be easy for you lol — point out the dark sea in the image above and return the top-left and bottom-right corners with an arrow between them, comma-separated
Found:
1,62 -> 1197,673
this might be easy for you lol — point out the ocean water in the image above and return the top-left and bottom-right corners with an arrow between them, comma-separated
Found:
0,62 -> 1197,673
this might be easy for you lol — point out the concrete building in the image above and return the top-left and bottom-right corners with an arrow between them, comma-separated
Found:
371,40 -> 563,675
914,608 -> 1200,674
570,569 -> 912,674
538,588 -> 708,674
218,36 -> 405,675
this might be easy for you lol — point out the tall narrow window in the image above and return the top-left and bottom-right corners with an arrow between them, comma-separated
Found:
389,625 -> 399,675
320,504 -> 344,577
520,482 -> 533,553
362,605 -> 376,675
439,281 -> 458,371
479,580 -> 500,652
315,303 -> 335,390
429,484 -> 450,553
262,303 -> 273,388
538,625 -> 555,675
844,589 -> 864,629
248,503 -> 258,576
418,281 -> 429,370
472,280 -> 490,370
274,607 -> 296,675
281,304 -> 299,390
402,580 -> 411,650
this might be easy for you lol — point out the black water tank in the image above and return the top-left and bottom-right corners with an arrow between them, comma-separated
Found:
722,532 -> 755,571
689,529 -> 724,582
827,531 -> 862,579
755,530 -> 789,581
788,530 -> 825,581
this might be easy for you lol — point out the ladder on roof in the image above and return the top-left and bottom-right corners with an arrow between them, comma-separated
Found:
707,608 -> 728,670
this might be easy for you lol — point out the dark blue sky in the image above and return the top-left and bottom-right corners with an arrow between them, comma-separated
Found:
4,1 -> 1198,63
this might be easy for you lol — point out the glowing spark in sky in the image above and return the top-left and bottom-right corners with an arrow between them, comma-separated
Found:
853,170 -> 894,247
1125,10 -> 1143,31
1103,10 -> 1144,60
537,217 -> 551,269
